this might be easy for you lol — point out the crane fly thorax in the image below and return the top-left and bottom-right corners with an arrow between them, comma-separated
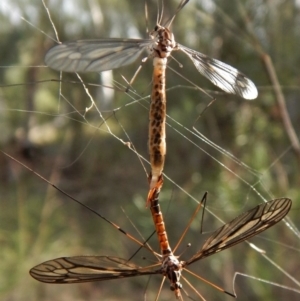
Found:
150,25 -> 177,58
161,254 -> 183,295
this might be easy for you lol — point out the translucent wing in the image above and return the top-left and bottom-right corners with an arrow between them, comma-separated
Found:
30,255 -> 159,283
185,198 -> 291,265
45,39 -> 152,73
178,44 -> 258,100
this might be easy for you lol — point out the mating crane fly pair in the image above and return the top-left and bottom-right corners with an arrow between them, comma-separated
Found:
44,0 -> 258,202
30,0 -> 288,299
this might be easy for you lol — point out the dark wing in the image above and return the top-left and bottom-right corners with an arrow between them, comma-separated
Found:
185,198 -> 291,265
45,38 -> 152,73
178,44 -> 258,100
30,255 -> 159,283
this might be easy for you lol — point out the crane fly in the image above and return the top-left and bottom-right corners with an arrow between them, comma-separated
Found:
29,174 -> 291,300
44,0 -> 258,203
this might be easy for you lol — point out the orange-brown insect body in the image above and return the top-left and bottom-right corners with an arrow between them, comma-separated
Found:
149,57 -> 167,189
148,26 -> 177,195
148,177 -> 183,298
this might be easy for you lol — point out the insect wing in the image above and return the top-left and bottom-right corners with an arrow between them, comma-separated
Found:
178,44 -> 258,100
30,255 -> 159,283
45,39 -> 152,73
185,198 -> 291,265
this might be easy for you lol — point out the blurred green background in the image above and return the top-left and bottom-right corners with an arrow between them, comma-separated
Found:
0,0 -> 299,300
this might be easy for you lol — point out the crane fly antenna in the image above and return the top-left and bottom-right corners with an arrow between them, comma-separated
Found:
165,0 -> 190,28
157,0 -> 164,26
145,0 -> 149,34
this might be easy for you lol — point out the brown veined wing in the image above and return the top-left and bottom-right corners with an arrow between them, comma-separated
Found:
30,198 -> 291,287
184,197 -> 291,266
29,256 -> 160,283
178,44 -> 258,100
45,39 -> 153,73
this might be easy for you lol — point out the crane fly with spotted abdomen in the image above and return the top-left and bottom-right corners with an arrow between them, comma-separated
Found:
29,174 -> 291,300
45,0 -> 258,203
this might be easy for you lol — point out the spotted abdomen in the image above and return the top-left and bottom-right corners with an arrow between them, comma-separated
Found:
148,57 -> 167,189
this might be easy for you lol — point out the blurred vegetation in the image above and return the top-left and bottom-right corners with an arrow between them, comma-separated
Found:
0,0 -> 299,300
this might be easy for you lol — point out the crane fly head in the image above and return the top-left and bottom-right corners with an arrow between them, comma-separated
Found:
150,25 -> 177,58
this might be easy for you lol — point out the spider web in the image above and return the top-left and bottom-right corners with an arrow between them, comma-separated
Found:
0,0 -> 299,300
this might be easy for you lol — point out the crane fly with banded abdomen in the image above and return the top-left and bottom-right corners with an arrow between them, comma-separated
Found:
44,0 -> 258,204
29,177 -> 291,300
